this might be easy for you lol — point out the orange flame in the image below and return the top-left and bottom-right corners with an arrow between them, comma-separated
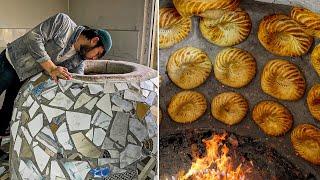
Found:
178,133 -> 252,180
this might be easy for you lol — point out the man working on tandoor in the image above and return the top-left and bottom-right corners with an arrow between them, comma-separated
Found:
0,13 -> 112,158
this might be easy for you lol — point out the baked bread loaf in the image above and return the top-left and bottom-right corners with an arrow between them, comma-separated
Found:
199,8 -> 251,47
211,92 -> 248,125
258,14 -> 313,57
261,59 -> 306,101
159,8 -> 192,49
311,44 -> 320,76
252,101 -> 293,136
291,124 -> 320,165
172,0 -> 240,18
307,84 -> 320,121
214,47 -> 256,88
167,46 -> 212,89
168,91 -> 207,123
291,7 -> 320,38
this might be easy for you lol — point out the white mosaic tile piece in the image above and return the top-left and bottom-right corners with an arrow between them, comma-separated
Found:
66,111 -> 91,131
50,161 -> 66,180
84,97 -> 98,110
111,95 -> 133,112
92,110 -> 112,130
32,141 -> 38,147
110,112 -> 129,146
58,79 -> 73,92
41,126 -> 55,140
56,122 -> 73,150
41,104 -> 65,123
49,92 -> 74,110
92,128 -> 106,146
96,94 -> 113,117
23,85 -> 32,97
29,73 -> 43,82
142,90 -> 150,98
28,100 -> 39,119
124,89 -> 145,102
21,126 -> 32,144
74,93 -> 92,109
108,149 -> 120,159
120,144 -> 142,168
150,77 -> 159,87
63,161 -> 90,180
115,83 -> 128,91
101,136 -> 115,150
22,95 -> 34,107
18,160 -> 42,179
17,111 -> 22,119
41,86 -> 57,101
12,107 -> 17,121
11,121 -> 20,141
129,118 -> 148,142
145,91 -> 157,106
71,132 -> 101,158
85,127 -> 94,141
140,80 -> 154,91
27,114 -> 43,137
130,82 -> 141,90
33,145 -> 50,172
145,112 -> 157,138
98,158 -> 119,166
87,84 -> 103,94
13,135 -> 22,157
70,87 -> 82,97
127,134 -> 137,145
36,133 -> 58,154
104,82 -> 116,93
112,105 -> 123,112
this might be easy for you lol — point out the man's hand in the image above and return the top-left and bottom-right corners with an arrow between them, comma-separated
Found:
49,66 -> 72,82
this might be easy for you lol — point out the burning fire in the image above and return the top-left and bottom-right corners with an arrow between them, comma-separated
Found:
178,133 -> 252,180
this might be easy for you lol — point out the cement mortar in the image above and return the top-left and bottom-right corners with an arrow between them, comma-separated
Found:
159,0 -> 320,178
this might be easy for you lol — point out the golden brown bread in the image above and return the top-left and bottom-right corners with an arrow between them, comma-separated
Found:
261,59 -> 306,101
168,91 -> 207,123
258,14 -> 313,57
291,7 -> 320,38
214,47 -> 256,88
172,0 -> 240,18
311,44 -> 320,76
291,124 -> 320,165
199,8 -> 251,47
307,84 -> 320,121
159,8 -> 192,49
211,92 -> 248,125
252,101 -> 293,136
167,46 -> 212,89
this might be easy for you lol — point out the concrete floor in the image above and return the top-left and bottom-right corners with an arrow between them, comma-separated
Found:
159,0 -> 320,178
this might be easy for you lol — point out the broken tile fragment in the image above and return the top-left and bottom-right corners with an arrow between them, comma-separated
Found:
27,114 -> 43,137
49,92 -> 74,110
104,82 -> 116,93
71,132 -> 101,158
124,89 -> 145,102
41,104 -> 65,123
17,111 -> 22,119
66,111 -> 91,131
74,93 -> 92,109
12,108 -> 17,121
84,97 -> 98,110
145,91 -> 157,106
29,72 -> 43,82
56,122 -> 73,150
127,134 -> 137,145
58,79 -> 73,92
87,84 -> 103,94
63,161 -> 90,180
150,77 -> 159,87
115,83 -> 128,91
110,112 -> 129,146
111,95 -> 133,112
70,87 -> 82,97
142,90 -> 150,98
13,135 -> 22,157
18,160 -> 42,179
101,136 -> 115,150
22,95 -> 34,107
11,121 -> 20,141
96,94 -> 113,117
98,158 -> 119,166
129,118 -> 148,142
36,132 -> 59,154
41,126 -> 55,140
33,145 -> 50,172
120,144 -> 142,168
140,80 -> 154,91
145,112 -> 158,138
92,128 -> 106,146
111,105 -> 123,112
50,161 -> 66,180
136,103 -> 149,120
21,126 -> 32,144
41,86 -> 57,101
20,138 -> 32,158
28,100 -> 39,119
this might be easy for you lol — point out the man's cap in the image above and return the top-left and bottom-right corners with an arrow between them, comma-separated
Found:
97,29 -> 112,54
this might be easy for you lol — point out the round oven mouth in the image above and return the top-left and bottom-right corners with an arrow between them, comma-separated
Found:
71,60 -> 157,82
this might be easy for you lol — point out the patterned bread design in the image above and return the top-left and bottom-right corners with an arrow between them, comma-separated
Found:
159,8 -> 192,49
252,101 -> 293,136
291,124 -> 320,165
211,92 -> 248,125
168,91 -> 207,123
291,7 -> 320,38
307,84 -> 320,121
172,0 -> 240,18
261,59 -> 306,101
258,14 -> 313,57
199,8 -> 252,47
167,47 -> 212,89
311,44 -> 320,76
214,47 -> 256,88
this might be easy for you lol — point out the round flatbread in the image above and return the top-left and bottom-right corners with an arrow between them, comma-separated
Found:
214,47 -> 256,88
258,14 -> 313,57
168,91 -> 207,123
291,7 -> 320,38
252,101 -> 293,136
167,46 -> 212,89
307,84 -> 320,121
291,124 -> 320,165
199,8 -> 251,47
261,59 -> 306,101
211,92 -> 248,125
159,7 -> 192,49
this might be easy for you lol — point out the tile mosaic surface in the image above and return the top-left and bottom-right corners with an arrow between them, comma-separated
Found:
9,73 -> 158,179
